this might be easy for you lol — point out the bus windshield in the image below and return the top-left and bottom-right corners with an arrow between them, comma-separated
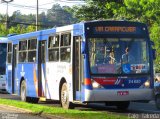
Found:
88,38 -> 150,74
0,44 -> 7,75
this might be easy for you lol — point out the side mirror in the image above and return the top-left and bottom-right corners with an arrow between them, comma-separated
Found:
81,41 -> 86,54
152,49 -> 156,60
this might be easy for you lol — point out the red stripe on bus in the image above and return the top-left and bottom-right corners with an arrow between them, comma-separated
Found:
94,77 -> 117,85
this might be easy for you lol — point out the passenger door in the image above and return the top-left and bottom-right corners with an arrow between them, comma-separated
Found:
38,40 -> 47,97
12,44 -> 18,94
73,36 -> 83,100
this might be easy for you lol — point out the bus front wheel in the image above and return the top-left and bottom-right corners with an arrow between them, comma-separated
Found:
60,82 -> 74,109
116,101 -> 130,110
20,80 -> 39,103
20,80 -> 27,102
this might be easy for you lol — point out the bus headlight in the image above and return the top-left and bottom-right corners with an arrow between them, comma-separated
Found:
92,80 -> 101,89
144,80 -> 150,88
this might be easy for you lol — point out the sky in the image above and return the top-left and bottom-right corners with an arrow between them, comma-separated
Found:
0,0 -> 85,16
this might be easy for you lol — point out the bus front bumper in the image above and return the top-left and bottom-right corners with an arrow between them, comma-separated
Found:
84,89 -> 154,102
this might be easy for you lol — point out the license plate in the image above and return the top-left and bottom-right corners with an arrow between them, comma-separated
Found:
117,91 -> 129,96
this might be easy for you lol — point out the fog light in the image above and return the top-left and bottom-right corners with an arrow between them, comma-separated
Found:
92,80 -> 101,89
144,81 -> 150,87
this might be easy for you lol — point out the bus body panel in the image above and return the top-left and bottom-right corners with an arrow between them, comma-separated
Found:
73,23 -> 84,36
6,65 -> 12,93
92,76 -> 149,89
46,62 -> 73,100
16,64 -> 38,97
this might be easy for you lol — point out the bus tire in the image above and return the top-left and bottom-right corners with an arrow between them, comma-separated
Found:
155,94 -> 160,110
20,80 -> 39,103
116,101 -> 130,110
60,82 -> 74,109
32,97 -> 39,103
27,97 -> 39,103
20,80 -> 27,102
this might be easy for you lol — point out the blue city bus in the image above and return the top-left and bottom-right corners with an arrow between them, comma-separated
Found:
0,37 -> 8,91
6,20 -> 155,109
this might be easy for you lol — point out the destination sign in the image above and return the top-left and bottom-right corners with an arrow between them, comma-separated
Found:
95,26 -> 136,33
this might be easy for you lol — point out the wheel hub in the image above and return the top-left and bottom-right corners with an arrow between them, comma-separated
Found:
62,90 -> 67,104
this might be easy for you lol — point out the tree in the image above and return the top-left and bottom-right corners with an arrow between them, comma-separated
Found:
47,4 -> 77,27
0,24 -> 8,36
0,23 -> 36,36
72,0 -> 160,23
150,23 -> 160,72
71,0 -> 124,21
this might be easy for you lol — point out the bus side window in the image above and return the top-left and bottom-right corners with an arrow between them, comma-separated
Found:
18,40 -> 27,62
19,52 -> 27,62
28,38 -> 37,62
7,43 -> 12,64
60,33 -> 71,62
48,35 -> 59,61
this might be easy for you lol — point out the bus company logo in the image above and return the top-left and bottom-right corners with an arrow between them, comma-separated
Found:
114,79 -> 123,85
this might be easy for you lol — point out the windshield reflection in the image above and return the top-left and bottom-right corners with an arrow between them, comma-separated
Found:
88,38 -> 150,74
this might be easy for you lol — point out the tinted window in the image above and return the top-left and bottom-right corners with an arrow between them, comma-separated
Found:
60,33 -> 71,62
19,40 -> 27,62
48,35 -> 59,61
7,43 -> 12,64
28,39 -> 37,62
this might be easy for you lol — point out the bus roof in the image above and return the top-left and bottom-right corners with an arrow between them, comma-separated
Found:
8,20 -> 147,42
8,24 -> 80,41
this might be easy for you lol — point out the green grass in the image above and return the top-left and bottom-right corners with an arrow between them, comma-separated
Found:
0,98 -> 128,119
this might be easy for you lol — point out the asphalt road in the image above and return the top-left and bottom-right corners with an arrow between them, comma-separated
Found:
0,92 -> 160,119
